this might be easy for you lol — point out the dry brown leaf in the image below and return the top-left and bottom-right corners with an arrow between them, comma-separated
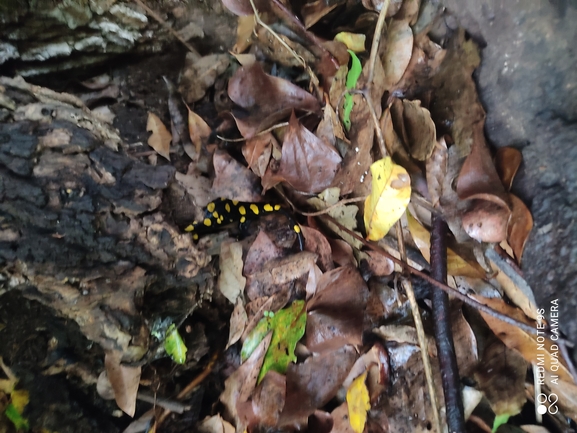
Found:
245,251 -> 317,300
364,251 -> 394,277
462,199 -> 510,243
306,266 -> 369,353
238,371 -> 286,429
222,0 -> 271,16
233,15 -> 256,53
382,18 -> 414,90
179,53 -> 230,103
211,149 -> 263,202
146,112 -> 172,161
507,194 -> 533,264
302,0 -> 344,28
242,133 -> 276,177
244,230 -> 284,276
471,295 -> 573,383
228,62 -> 321,138
104,350 -> 141,417
217,241 -> 246,304
362,0 -> 403,16
198,415 -> 236,433
187,106 -> 212,158
255,26 -> 316,68
278,112 -> 342,194
227,297 -> 248,349
495,147 -> 523,191
279,345 -> 358,428
301,226 -> 334,272
425,137 -> 448,208
475,340 -> 527,416
401,99 -> 436,160
220,332 -> 272,427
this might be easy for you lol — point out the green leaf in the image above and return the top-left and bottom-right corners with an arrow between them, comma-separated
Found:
5,403 -> 29,431
343,50 -> 362,131
258,300 -> 306,383
164,324 -> 188,364
492,413 -> 510,432
241,315 -> 274,362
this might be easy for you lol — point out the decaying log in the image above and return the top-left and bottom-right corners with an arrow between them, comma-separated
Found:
0,75 -> 213,363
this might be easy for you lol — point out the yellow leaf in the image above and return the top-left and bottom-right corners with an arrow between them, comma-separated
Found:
146,112 -> 172,161
364,157 -> 411,241
406,211 -> 485,278
10,389 -> 29,412
346,372 -> 370,433
186,105 -> 211,157
334,32 -> 366,53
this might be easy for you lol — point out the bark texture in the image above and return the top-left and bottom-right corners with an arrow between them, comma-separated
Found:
0,76 -> 213,363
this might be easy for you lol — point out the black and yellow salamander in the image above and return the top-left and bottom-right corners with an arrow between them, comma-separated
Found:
185,198 -> 304,250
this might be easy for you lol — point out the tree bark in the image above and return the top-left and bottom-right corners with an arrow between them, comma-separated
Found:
0,75 -> 213,363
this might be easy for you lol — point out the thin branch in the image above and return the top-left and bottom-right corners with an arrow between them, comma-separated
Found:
396,222 -> 442,433
430,216 -> 465,433
298,196 -> 367,217
367,0 -> 391,86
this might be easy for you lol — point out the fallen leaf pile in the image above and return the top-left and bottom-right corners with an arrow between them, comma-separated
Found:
99,1 -> 577,432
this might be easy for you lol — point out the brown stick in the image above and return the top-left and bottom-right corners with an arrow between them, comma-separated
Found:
430,216 -> 465,433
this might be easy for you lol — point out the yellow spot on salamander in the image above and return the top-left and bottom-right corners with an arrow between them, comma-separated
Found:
203,218 -> 212,227
193,234 -> 199,240
240,216 -> 246,223
293,225 -> 301,234
239,206 -> 246,215
207,202 -> 215,212
225,203 -> 231,213
232,200 -> 239,205
250,204 -> 259,215
184,225 -> 194,232
212,211 -> 219,219
263,204 -> 273,212
274,204 -> 281,211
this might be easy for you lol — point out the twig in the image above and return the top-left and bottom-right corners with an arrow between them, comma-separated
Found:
217,121 -> 290,143
137,392 -> 191,413
321,214 -> 560,339
396,222 -> 442,433
155,352 -> 219,427
248,0 -> 322,97
367,0 -> 390,86
430,216 -> 465,433
132,0 -> 200,56
298,196 -> 366,217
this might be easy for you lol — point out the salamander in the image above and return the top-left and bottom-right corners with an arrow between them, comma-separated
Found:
185,198 -> 304,250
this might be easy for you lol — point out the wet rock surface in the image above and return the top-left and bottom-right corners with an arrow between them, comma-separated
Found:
442,0 -> 577,346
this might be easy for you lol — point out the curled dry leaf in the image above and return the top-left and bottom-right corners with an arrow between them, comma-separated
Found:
507,194 -> 533,264
242,132 -> 276,177
187,106 -> 212,158
279,345 -> 358,428
104,350 -> 141,417
220,333 -> 272,427
278,112 -> 342,194
474,340 -> 527,417
211,150 -> 263,202
382,18 -> 414,90
217,241 -> 246,304
227,297 -> 248,349
400,100 -> 436,161
233,15 -> 256,53
306,266 -> 369,353
301,226 -> 334,272
222,0 -> 271,16
179,53 -> 230,103
425,137 -> 448,208
462,199 -> 510,243
228,62 -> 321,138
364,250 -> 395,277
197,415 -> 235,433
302,0 -> 345,28
471,295 -> 573,383
238,371 -> 287,429
146,112 -> 172,161
495,147 -> 523,191
256,27 -> 316,68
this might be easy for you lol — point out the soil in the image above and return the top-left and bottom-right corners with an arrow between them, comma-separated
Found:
1,1 -> 576,431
